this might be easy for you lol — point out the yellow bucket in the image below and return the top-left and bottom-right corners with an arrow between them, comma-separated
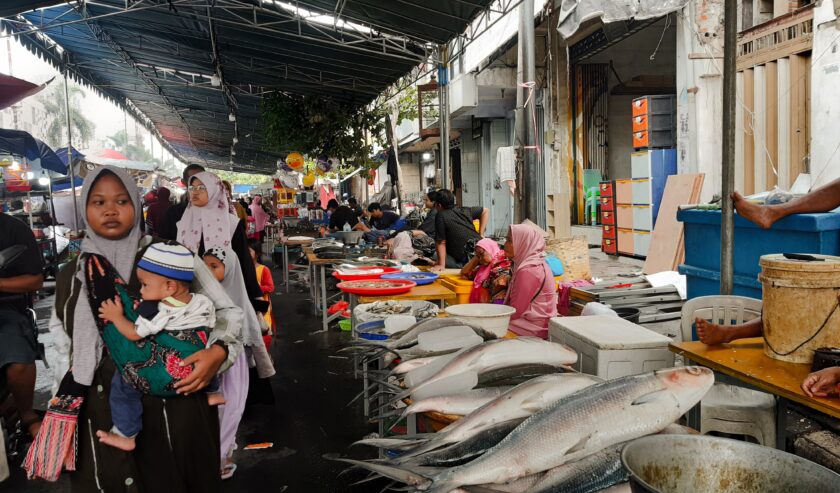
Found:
759,254 -> 840,364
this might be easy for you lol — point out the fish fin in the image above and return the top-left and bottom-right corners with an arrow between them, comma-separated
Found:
459,486 -> 509,493
632,389 -> 669,406
327,457 -> 433,487
352,437 -> 431,449
520,391 -> 549,413
566,433 -> 594,455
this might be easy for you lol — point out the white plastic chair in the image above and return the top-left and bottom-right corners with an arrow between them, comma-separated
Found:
680,295 -> 777,446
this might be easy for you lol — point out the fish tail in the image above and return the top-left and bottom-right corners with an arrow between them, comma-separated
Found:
327,457 -> 433,488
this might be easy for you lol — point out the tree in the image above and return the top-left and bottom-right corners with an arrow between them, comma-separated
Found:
212,169 -> 273,186
38,81 -> 96,149
107,130 -> 161,166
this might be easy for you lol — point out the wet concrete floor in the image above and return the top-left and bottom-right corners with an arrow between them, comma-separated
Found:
6,265 -> 387,493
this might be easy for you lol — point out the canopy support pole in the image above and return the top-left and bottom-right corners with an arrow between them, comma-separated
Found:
438,44 -> 450,191
516,0 -> 537,222
63,66 -> 79,230
720,0 -> 737,294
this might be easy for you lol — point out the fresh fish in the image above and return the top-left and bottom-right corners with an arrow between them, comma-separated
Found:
406,338 -> 578,401
399,373 -> 602,460
342,367 -> 713,492
399,419 -> 525,467
388,318 -> 486,350
403,387 -> 513,417
475,364 -> 566,388
392,355 -> 446,375
523,443 -> 626,493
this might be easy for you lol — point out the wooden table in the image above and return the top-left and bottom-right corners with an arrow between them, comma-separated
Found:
280,237 -> 314,289
357,282 -> 458,304
670,338 -> 840,448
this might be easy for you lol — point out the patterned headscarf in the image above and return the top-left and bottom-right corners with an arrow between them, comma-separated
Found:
176,171 -> 241,254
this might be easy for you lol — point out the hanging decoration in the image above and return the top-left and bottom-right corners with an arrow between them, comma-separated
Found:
367,168 -> 377,186
302,170 -> 316,187
315,156 -> 333,176
277,157 -> 293,172
286,152 -> 305,171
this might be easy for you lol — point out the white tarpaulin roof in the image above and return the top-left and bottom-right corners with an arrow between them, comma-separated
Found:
556,0 -> 689,39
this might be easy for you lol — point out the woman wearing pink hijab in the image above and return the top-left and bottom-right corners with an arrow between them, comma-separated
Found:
503,224 -> 558,339
249,195 -> 270,238
461,238 -> 511,304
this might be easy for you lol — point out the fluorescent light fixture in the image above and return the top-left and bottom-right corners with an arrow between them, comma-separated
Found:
422,152 -> 432,160
25,171 -> 34,179
38,176 -> 50,186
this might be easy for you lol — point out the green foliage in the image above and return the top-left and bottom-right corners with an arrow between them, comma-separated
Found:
107,130 -> 160,166
38,81 -> 95,149
393,86 -> 418,125
261,94 -> 386,164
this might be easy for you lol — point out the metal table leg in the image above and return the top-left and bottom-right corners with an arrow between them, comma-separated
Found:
283,243 -> 289,289
776,397 -> 788,450
320,264 -> 329,332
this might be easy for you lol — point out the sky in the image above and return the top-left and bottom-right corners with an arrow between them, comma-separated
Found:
1,34 -> 172,162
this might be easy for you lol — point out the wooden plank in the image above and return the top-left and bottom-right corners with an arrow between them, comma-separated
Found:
765,61 -> 779,189
789,54 -> 810,182
670,339 -> 840,419
357,282 -> 456,303
753,65 -> 767,193
642,174 -> 705,275
743,69 -> 755,195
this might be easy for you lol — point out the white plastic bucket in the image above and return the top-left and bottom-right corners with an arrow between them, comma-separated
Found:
444,303 -> 516,338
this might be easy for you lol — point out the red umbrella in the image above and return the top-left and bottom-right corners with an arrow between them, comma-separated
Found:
0,73 -> 52,110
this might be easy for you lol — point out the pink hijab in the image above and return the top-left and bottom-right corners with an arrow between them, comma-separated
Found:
177,171 -> 241,253
250,195 -> 269,233
472,238 -> 502,287
505,224 -> 557,338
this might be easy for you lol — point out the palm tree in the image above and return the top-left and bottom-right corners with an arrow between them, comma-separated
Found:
38,81 -> 95,149
107,130 -> 162,167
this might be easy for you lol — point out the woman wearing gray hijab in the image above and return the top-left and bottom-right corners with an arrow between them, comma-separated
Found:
41,166 -> 243,492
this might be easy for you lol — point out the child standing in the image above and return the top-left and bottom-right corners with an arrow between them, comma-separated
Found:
96,243 -> 223,451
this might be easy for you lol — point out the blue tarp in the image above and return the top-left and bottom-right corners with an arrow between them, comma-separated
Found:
0,128 -> 67,174
55,146 -> 85,167
51,176 -> 84,191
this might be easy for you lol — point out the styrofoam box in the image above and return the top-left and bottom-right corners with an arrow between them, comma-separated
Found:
548,316 -> 674,380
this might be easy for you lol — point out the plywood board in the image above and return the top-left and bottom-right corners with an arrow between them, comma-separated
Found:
642,174 -> 705,275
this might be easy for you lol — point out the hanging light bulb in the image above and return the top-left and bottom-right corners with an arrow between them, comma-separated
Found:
38,176 -> 50,186
232,136 -> 239,144
25,171 -> 35,180
210,74 -> 221,87
228,113 -> 236,122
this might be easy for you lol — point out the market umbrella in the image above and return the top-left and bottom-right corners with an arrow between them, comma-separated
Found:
0,74 -> 53,110
0,128 -> 67,174
55,146 -> 85,167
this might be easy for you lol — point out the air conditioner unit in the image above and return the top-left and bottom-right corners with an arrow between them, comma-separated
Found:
449,73 -> 478,117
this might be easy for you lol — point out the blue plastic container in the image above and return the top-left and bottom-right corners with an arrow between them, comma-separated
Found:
678,209 -> 840,298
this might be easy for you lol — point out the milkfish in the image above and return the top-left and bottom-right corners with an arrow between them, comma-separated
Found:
403,338 -> 578,401
402,387 -> 514,417
337,367 -> 713,492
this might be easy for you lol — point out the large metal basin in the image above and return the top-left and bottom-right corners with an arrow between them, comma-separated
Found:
621,435 -> 840,493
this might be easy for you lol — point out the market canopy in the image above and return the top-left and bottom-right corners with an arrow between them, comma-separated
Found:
1,0 -> 494,173
0,128 -> 67,173
0,73 -> 52,109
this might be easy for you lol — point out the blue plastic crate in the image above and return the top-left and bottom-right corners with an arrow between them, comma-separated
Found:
678,210 -> 840,280
679,264 -> 762,300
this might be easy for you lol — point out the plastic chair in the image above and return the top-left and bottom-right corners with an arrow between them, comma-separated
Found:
680,295 -> 777,447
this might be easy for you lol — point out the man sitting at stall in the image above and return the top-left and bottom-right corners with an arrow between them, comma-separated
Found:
431,189 -> 482,270
0,209 -> 44,437
327,199 -> 368,232
367,202 -> 400,231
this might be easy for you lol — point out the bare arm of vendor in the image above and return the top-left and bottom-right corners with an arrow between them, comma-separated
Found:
802,367 -> 840,398
460,255 -> 480,278
0,273 -> 43,293
479,208 -> 489,237
695,317 -> 763,345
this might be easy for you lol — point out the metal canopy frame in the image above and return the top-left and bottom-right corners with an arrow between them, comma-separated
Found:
1,0 -> 494,173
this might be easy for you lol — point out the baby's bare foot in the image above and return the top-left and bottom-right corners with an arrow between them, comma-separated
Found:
96,430 -> 136,451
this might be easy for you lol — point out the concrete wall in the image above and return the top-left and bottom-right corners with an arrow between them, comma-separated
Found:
460,133 -> 482,206
676,0 -> 726,202
584,20 -> 678,181
810,0 -> 840,188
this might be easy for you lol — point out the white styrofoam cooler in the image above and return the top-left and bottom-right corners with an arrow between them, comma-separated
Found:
548,315 -> 674,380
